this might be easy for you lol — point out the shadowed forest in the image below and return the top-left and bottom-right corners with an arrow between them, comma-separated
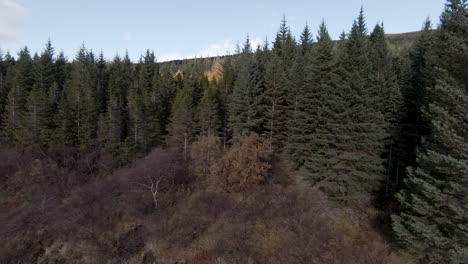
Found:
0,1 -> 466,263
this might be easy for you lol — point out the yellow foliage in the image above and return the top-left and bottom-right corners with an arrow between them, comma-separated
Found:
205,60 -> 224,82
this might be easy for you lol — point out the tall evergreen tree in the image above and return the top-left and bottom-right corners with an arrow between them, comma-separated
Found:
307,10 -> 387,200
59,45 -> 99,145
263,53 -> 289,149
273,16 -> 296,68
197,83 -> 221,137
1,47 -> 33,145
289,21 -> 333,166
392,1 -> 467,263
20,84 -> 51,146
33,40 -> 56,92
228,36 -> 256,141
155,70 -> 177,136
167,83 -> 194,157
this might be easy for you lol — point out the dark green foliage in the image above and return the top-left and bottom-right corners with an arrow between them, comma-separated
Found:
155,71 -> 178,136
304,11 -> 388,200
369,24 -> 403,127
273,16 -> 297,68
167,83 -> 194,155
60,45 -> 99,146
228,36 -> 258,142
20,85 -> 51,146
287,24 -> 315,165
1,47 -> 33,145
263,53 -> 289,149
33,40 -> 56,93
197,83 -> 221,137
392,1 -> 468,263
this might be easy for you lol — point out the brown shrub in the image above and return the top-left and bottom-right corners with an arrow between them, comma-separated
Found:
190,135 -> 222,182
210,133 -> 272,192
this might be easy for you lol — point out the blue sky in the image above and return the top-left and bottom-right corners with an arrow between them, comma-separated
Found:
0,0 -> 446,62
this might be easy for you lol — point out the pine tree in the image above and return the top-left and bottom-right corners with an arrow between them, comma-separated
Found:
127,50 -> 159,151
197,83 -> 221,137
289,21 -> 333,166
55,51 -> 69,91
96,51 -> 109,113
20,85 -> 51,146
392,1 -> 467,262
1,47 -> 33,145
395,19 -> 435,190
155,70 -> 177,136
299,24 -> 313,54
59,45 -> 99,146
369,23 -> 403,127
127,75 -> 147,151
368,23 -> 405,193
273,16 -> 296,68
33,40 -> 56,93
307,10 -> 387,200
228,36 -> 256,141
167,83 -> 193,158
263,53 -> 289,149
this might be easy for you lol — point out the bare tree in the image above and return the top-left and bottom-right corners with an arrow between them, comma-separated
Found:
136,171 -> 163,209
133,148 -> 180,209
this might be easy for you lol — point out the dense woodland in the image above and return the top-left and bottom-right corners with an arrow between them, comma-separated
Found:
0,0 -> 466,263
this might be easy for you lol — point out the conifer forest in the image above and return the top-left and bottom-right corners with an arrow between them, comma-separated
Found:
0,0 -> 466,263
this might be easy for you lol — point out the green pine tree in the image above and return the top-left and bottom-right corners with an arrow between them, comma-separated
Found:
1,47 -> 33,146
263,53 -> 289,149
197,83 -> 221,137
392,1 -> 468,263
167,83 -> 194,158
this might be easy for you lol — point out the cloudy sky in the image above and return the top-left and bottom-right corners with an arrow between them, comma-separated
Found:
0,0 -> 446,62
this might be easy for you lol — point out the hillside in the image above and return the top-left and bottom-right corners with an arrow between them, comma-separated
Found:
0,1 -> 466,263
158,30 -> 423,74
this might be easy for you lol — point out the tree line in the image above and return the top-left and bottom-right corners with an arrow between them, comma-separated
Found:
0,0 -> 466,263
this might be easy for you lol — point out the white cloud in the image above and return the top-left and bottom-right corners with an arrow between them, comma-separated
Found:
122,31 -> 132,41
0,0 -> 26,43
158,36 -> 262,63
195,39 -> 235,58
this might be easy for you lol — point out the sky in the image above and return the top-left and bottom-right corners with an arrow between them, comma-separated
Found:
0,0 -> 446,62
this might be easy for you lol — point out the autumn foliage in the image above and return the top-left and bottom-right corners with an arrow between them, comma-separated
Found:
210,133 -> 272,192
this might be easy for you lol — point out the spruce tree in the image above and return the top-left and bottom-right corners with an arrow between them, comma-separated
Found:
273,16 -> 296,68
167,83 -> 193,157
197,83 -> 221,137
307,10 -> 387,200
369,23 -> 403,127
392,1 -> 467,262
96,51 -> 109,113
263,53 -> 289,149
228,36 -> 255,141
20,85 -> 51,146
155,70 -> 177,136
289,21 -> 333,166
287,25 -> 314,165
1,47 -> 33,145
59,45 -> 99,146
127,75 -> 147,151
33,40 -> 56,93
